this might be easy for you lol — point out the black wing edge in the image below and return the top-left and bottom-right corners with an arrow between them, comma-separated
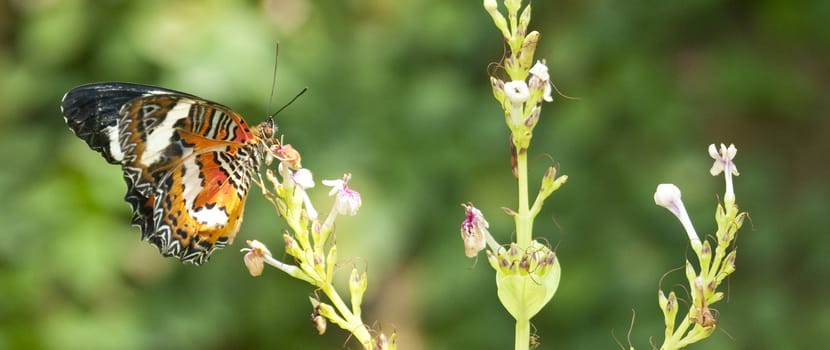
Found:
59,82 -> 199,164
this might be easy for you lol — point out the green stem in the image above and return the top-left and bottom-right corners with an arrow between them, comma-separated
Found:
321,284 -> 373,348
514,139 -> 533,350
515,317 -> 530,350
516,148 -> 532,249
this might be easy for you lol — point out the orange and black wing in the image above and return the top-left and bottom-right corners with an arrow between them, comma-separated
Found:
61,83 -> 264,264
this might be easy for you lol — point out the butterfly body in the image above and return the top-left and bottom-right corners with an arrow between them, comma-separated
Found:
61,82 -> 273,265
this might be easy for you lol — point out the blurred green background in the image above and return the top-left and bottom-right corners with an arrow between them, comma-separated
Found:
1,0 -> 828,349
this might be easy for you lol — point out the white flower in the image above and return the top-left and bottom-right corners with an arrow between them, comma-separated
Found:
301,192 -> 318,220
323,174 -> 362,216
529,60 -> 553,102
322,178 -> 345,196
654,184 -> 683,217
283,166 -> 317,220
654,184 -> 700,243
708,143 -> 738,176
293,168 -> 315,189
504,80 -> 530,104
708,143 -> 739,202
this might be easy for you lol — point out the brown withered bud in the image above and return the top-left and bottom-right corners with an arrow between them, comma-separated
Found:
272,143 -> 302,169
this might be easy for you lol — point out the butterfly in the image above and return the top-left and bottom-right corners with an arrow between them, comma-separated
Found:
61,82 -> 275,265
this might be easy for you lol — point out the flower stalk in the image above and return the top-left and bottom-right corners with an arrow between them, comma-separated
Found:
652,143 -> 746,350
461,1 -> 567,349
245,141 -> 394,349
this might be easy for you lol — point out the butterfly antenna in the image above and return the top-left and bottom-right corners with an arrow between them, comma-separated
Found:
266,42 -> 280,116
271,87 -> 308,117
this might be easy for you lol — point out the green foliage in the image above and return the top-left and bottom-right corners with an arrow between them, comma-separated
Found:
0,0 -> 828,349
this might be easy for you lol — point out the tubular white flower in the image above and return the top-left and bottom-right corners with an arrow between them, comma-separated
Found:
323,174 -> 362,216
708,143 -> 739,202
654,184 -> 700,243
280,166 -> 318,220
334,188 -> 361,216
291,168 -> 318,220
293,168 -> 315,189
301,190 -> 318,220
529,60 -> 553,102
504,80 -> 530,104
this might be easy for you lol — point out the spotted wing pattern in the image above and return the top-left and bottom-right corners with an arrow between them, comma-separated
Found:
61,82 -> 272,265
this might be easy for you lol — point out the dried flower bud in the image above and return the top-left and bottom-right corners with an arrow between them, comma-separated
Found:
311,305 -> 327,335
460,203 -> 490,257
272,143 -> 302,169
242,240 -> 272,276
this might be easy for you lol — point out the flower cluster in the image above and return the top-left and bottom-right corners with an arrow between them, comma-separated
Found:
653,143 -> 746,349
460,1 -> 568,350
486,0 -> 554,156
244,140 -> 394,350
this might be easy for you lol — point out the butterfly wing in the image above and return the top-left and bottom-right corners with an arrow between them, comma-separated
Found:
61,82 -> 200,164
61,83 -> 263,264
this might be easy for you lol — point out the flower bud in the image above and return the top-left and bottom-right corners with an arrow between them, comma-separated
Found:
722,250 -> 737,276
483,0 -> 498,12
537,166 -> 567,204
663,290 -> 678,330
517,3 -> 532,36
517,30 -> 539,70
484,0 -> 511,40
490,77 -> 507,107
325,246 -> 337,282
505,0 -> 521,17
283,233 -> 303,258
524,106 -> 540,128
685,261 -> 698,289
699,240 -> 712,273
349,267 -> 368,317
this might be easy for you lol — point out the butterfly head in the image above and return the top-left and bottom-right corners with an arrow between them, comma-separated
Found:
253,116 -> 276,143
